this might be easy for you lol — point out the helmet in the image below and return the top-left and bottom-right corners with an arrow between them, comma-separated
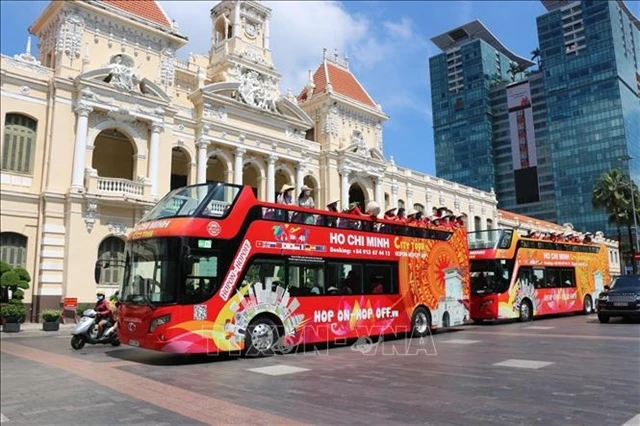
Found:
96,291 -> 105,297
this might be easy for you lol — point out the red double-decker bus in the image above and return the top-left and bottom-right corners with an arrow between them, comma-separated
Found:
100,182 -> 469,356
468,229 -> 610,322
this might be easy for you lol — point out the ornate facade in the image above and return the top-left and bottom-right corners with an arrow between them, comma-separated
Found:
0,0 -> 498,319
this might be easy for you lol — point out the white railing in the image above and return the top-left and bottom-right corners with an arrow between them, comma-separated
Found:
174,58 -> 190,70
97,177 -> 144,197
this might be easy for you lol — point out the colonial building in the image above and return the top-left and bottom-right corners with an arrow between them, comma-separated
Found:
0,0 -> 499,319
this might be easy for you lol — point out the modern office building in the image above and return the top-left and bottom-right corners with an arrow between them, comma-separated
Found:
537,0 -> 640,232
430,20 -> 534,194
430,1 -> 640,235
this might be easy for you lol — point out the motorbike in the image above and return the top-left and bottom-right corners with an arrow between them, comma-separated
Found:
70,308 -> 120,350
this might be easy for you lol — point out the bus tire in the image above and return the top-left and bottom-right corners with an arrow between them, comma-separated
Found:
411,307 -> 431,338
518,299 -> 533,322
244,316 -> 278,358
583,295 -> 593,315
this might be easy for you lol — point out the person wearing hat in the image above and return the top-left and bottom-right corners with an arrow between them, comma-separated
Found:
94,291 -> 113,338
384,207 -> 396,220
583,232 -> 593,243
318,199 -> 340,227
298,185 -> 315,209
395,207 -> 407,223
277,184 -> 295,205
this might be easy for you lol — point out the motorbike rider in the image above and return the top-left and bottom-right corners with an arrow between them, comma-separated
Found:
94,291 -> 113,338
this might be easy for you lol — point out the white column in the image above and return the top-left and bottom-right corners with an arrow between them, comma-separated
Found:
264,18 -> 270,49
374,177 -> 383,216
148,123 -> 164,198
296,162 -> 305,196
71,104 -> 93,191
196,140 -> 209,184
340,168 -> 350,211
391,181 -> 398,209
406,183 -> 414,211
233,1 -> 241,37
234,147 -> 246,185
267,154 -> 276,203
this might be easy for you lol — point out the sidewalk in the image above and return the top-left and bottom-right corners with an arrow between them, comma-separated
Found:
0,322 -> 76,338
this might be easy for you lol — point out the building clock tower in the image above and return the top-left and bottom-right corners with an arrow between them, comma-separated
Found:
207,0 -> 279,87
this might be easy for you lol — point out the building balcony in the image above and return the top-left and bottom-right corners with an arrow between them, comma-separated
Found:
84,168 -> 152,202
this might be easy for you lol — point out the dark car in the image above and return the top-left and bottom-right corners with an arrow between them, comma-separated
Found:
596,274 -> 640,323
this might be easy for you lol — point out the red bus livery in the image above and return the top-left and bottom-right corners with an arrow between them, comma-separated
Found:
468,229 -> 610,322
105,183 -> 470,355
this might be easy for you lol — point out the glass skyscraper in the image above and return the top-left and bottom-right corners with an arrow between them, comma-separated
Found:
430,1 -> 640,235
537,0 -> 639,233
430,20 -> 534,194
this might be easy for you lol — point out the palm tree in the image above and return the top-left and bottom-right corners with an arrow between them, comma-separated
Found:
531,48 -> 541,68
507,62 -> 520,82
593,169 -> 638,272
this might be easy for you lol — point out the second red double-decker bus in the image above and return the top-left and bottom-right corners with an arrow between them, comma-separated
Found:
468,229 -> 610,322
102,182 -> 470,356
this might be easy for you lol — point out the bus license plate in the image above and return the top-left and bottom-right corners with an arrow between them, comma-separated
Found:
128,339 -> 140,347
613,302 -> 627,307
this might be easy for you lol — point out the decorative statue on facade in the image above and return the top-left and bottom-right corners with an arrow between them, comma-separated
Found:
104,54 -> 139,92
234,65 -> 279,113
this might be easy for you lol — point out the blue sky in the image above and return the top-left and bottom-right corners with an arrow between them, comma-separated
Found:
2,1 -> 638,177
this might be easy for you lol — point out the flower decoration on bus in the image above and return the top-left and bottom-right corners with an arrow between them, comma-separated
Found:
327,297 -> 399,338
502,278 -> 539,319
540,288 -> 578,314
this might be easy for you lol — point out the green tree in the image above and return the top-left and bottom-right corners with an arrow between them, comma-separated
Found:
593,169 -> 639,272
531,47 -> 541,68
0,264 -> 31,303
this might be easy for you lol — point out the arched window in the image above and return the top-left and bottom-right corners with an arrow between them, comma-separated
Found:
398,199 -> 405,209
474,216 -> 482,231
2,114 -> 37,174
97,237 -> 125,286
0,232 -> 27,268
486,218 -> 493,230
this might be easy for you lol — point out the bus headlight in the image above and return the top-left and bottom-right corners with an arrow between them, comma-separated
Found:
150,315 -> 171,332
598,294 -> 608,302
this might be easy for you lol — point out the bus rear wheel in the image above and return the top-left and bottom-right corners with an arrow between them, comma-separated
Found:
244,317 -> 278,357
583,295 -> 593,315
518,300 -> 533,322
411,307 -> 431,338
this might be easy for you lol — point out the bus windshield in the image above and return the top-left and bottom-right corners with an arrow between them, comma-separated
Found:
121,238 -> 182,306
470,259 -> 513,295
142,182 -> 241,221
469,229 -> 514,250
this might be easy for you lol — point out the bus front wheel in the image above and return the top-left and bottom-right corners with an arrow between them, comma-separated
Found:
411,307 -> 431,338
518,300 -> 533,322
244,317 -> 278,357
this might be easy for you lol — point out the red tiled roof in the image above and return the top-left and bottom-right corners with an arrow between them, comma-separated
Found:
298,61 -> 377,108
498,209 -> 564,231
100,0 -> 171,28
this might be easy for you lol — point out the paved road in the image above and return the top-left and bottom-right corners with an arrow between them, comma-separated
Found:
1,314 -> 639,425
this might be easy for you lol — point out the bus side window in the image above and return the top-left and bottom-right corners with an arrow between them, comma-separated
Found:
545,269 -> 561,288
518,267 -> 532,287
183,252 -> 219,304
238,258 -> 285,295
363,264 -> 395,294
560,268 -> 576,287
288,263 -> 325,295
327,262 -> 363,295
532,268 -> 545,289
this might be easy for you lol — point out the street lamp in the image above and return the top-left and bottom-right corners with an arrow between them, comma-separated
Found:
618,155 -> 640,268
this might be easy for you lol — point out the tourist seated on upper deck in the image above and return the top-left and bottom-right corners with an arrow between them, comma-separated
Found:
384,207 -> 397,220
362,201 -> 381,232
431,206 -> 440,218
583,232 -> 593,243
342,202 -> 365,230
295,185 -> 315,224
316,199 -> 340,227
277,184 -> 295,205
407,209 -> 423,226
455,214 -> 466,228
395,207 -> 407,223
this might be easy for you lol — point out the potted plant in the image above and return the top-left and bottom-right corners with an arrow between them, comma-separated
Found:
41,309 -> 61,331
1,303 -> 25,333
